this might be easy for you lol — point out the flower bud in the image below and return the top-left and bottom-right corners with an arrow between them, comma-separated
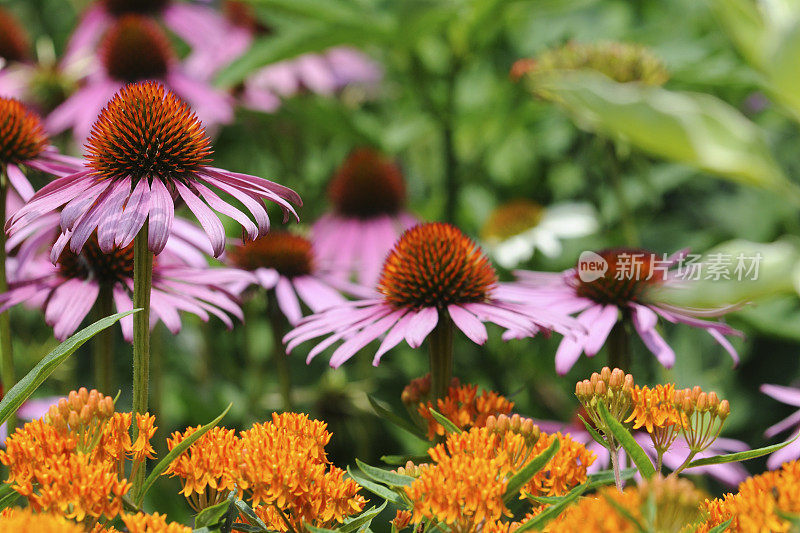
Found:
717,400 -> 730,420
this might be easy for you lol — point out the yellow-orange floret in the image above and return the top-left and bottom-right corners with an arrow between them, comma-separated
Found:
0,506 -> 85,532
521,432 -> 595,499
625,384 -> 681,434
418,383 -> 514,439
121,512 -> 192,533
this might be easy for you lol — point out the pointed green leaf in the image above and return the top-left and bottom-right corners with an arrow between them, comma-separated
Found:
356,459 -> 415,487
367,395 -> 428,441
707,518 -> 733,533
427,408 -> 462,435
233,497 -> 269,531
0,310 -> 138,426
381,454 -> 430,466
503,437 -> 560,503
687,433 -> 799,468
138,403 -> 231,506
0,483 -> 19,511
195,498 -> 232,528
346,466 -> 405,505
596,402 -> 656,479
513,482 -> 592,531
339,501 -> 388,533
587,467 -> 637,486
577,413 -> 610,450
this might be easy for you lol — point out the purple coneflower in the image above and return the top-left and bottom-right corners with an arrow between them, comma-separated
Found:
0,222 -> 248,342
760,383 -> 800,469
509,248 -> 742,374
48,15 -> 233,141
227,231 -> 368,325
8,81 -> 301,258
62,0 -> 231,74
285,222 -> 579,399
310,148 -> 417,287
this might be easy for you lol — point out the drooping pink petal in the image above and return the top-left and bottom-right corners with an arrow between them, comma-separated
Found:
148,177 -> 175,254
275,277 -> 303,325
175,181 -> 226,257
448,304 -> 488,345
631,304 -> 675,368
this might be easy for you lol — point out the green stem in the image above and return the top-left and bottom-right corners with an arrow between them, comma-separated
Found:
609,442 -> 623,492
92,284 -> 114,394
0,168 -> 14,432
608,313 -> 631,372
151,323 -> 163,421
267,292 -> 292,411
606,141 -> 639,246
428,311 -> 454,401
132,221 -> 153,499
672,450 -> 698,476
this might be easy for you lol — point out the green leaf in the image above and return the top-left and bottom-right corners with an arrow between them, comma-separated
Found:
0,310 -> 137,426
138,403 -> 231,506
587,467 -> 637,486
687,433 -> 799,468
346,466 -> 405,506
528,71 -> 800,203
356,459 -> 415,487
192,528 -> 213,533
596,402 -> 656,479
0,483 -> 19,511
247,0 -> 392,34
306,526 -> 337,533
503,437 -> 560,503
577,413 -> 610,450
367,395 -> 428,441
707,518 -> 733,533
427,408 -> 462,435
195,498 -> 233,528
230,524 -> 270,532
233,498 -> 269,531
381,454 -> 430,466
513,482 -> 592,531
339,501 -> 388,533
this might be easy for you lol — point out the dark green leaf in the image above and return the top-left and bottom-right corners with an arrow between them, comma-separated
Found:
707,518 -> 733,533
587,468 -> 637,486
503,437 -> 560,503
138,404 -> 231,506
596,402 -> 656,479
687,433 -> 800,468
356,459 -> 415,486
513,482 -> 592,531
346,466 -> 405,505
195,498 -> 233,528
339,501 -> 388,533
233,498 -> 269,531
427,408 -> 462,435
0,483 -> 19,511
381,454 -> 430,466
0,310 -> 137,426
577,413 -> 610,450
367,395 -> 428,441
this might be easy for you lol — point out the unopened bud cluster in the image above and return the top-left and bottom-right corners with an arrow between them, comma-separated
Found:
46,388 -> 115,452
525,41 -> 670,86
673,386 -> 730,453
395,460 -> 427,478
485,414 -> 540,446
575,367 -> 634,437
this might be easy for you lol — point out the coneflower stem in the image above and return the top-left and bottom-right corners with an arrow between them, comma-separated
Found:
606,140 -> 639,246
132,221 -> 153,498
608,315 -> 631,372
266,293 -> 292,411
428,311 -> 454,401
92,284 -> 114,394
0,169 -> 14,432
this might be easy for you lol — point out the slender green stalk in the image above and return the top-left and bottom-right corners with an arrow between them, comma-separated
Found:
92,285 -> 114,394
672,450 -> 699,476
608,314 -> 631,372
428,311 -> 454,401
131,221 -> 153,499
605,141 -> 639,246
0,167 -> 15,431
151,323 -> 163,421
267,292 -> 292,411
609,443 -> 623,492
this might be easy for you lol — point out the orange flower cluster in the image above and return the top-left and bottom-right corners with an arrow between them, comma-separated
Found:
120,512 -> 192,533
0,389 -> 157,526
626,384 -> 680,434
165,426 -> 241,511
168,412 -> 365,531
418,382 -> 514,439
699,460 -> 800,532
0,506 -> 85,532
405,423 -> 595,531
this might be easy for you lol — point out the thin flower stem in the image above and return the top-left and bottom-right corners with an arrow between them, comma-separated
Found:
608,314 -> 631,372
273,504 -> 298,533
267,291 -> 292,411
0,167 -> 14,432
132,221 -> 153,499
92,284 -> 114,394
428,311 -> 454,401
672,450 -> 698,476
609,442 -> 623,492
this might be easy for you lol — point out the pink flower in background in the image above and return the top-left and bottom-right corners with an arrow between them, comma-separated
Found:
48,15 -> 233,142
285,223 -> 580,367
0,396 -> 60,443
227,231 -> 371,325
311,148 -> 417,287
760,383 -> 800,469
62,0 -> 232,74
0,216 -> 249,341
9,82 -> 301,259
508,248 -> 742,374
0,7 -> 33,101
536,415 -> 748,486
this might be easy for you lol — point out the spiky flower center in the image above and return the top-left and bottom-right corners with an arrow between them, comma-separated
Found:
482,200 -> 544,241
85,82 -> 212,183
0,98 -> 48,164
58,234 -> 135,284
103,0 -> 169,16
101,15 -> 173,83
328,148 -> 406,219
229,232 -> 314,278
0,7 -> 28,63
573,248 -> 664,306
378,223 -> 497,309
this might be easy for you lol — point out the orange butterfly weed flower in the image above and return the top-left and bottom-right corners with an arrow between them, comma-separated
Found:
131,413 -> 157,462
46,388 -> 116,453
95,412 -> 133,475
0,506 -> 85,532
418,382 -> 514,440
164,426 -> 241,511
121,512 -> 191,533
521,431 -> 595,499
237,412 -> 365,531
699,460 -> 800,532
626,384 -> 680,434
0,418 -> 78,487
